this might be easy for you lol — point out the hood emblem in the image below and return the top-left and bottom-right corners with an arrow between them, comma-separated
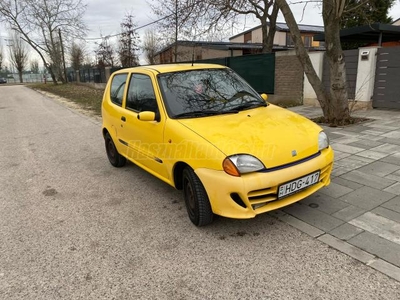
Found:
292,150 -> 297,157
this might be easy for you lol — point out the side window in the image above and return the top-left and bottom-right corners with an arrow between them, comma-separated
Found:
126,74 -> 158,113
110,74 -> 128,106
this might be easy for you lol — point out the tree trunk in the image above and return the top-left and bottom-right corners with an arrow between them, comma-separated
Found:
262,3 -> 279,53
323,0 -> 350,125
275,0 -> 330,115
276,0 -> 351,125
18,72 -> 23,83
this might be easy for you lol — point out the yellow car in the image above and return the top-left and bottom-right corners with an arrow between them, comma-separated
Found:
102,64 -> 334,226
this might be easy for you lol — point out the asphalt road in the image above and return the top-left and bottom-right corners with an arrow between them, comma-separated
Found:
0,85 -> 399,300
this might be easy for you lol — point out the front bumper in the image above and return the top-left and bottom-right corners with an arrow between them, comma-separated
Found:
195,147 -> 334,219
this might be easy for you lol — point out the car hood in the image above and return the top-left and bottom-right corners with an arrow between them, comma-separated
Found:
176,105 -> 322,169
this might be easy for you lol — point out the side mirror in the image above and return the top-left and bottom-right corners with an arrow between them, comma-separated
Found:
260,93 -> 268,102
137,111 -> 156,122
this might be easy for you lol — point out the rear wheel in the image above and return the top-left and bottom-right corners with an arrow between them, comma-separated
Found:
105,132 -> 126,167
182,167 -> 213,226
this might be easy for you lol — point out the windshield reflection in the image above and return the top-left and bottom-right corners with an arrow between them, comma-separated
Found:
158,68 -> 266,118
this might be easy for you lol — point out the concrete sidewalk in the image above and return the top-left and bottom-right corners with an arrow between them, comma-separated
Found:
275,106 -> 400,282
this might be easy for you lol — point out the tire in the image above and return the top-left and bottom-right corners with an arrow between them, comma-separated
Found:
182,167 -> 213,226
104,132 -> 126,168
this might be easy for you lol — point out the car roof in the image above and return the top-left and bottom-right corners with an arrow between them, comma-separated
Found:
114,63 -> 227,75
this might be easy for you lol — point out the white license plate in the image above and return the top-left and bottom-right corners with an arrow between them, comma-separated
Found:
278,171 -> 320,199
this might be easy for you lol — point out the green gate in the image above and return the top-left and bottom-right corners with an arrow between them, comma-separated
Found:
196,53 -> 275,94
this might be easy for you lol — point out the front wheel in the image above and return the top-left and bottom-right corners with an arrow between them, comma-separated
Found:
104,132 -> 126,168
182,167 -> 213,226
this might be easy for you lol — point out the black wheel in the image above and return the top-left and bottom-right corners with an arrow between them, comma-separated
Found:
182,167 -> 213,226
104,132 -> 126,168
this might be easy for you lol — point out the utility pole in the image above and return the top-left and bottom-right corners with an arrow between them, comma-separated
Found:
58,28 -> 67,83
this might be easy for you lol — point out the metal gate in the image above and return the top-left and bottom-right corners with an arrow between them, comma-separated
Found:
373,47 -> 400,109
322,49 -> 359,100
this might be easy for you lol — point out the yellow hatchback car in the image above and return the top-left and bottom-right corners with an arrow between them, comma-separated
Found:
102,64 -> 334,226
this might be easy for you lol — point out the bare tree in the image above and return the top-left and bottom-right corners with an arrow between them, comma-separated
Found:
70,42 -> 85,70
0,0 -> 87,84
30,59 -> 39,73
8,31 -> 29,83
118,13 -> 140,67
275,0 -> 374,125
0,45 -> 3,72
95,36 -> 116,68
143,30 -> 160,65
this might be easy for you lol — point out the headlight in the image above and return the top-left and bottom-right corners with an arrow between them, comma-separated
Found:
223,154 -> 265,177
318,131 -> 329,150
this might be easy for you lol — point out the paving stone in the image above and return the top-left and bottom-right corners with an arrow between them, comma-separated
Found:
334,156 -> 374,170
332,177 -> 363,190
371,206 -> 400,224
317,182 -> 354,199
331,143 -> 365,154
318,234 -> 375,264
362,129 -> 390,136
283,202 -> 344,232
300,193 -> 349,214
325,132 -> 344,140
332,205 -> 367,222
340,170 -> 396,190
356,150 -> 389,160
379,137 -> 400,146
349,212 -> 400,245
348,231 -> 400,267
338,186 -> 396,210
365,124 -> 398,131
357,161 -> 400,177
384,182 -> 400,195
329,223 -> 364,241
340,125 -> 369,133
348,139 -> 384,149
331,166 -> 352,177
332,151 -> 351,160
385,174 -> 400,182
370,143 -> 400,154
347,141 -> 384,150
356,134 -> 385,141
380,153 -> 400,166
382,130 -> 400,139
333,136 -> 360,144
275,213 -> 324,238
368,259 -> 400,282
382,196 -> 400,213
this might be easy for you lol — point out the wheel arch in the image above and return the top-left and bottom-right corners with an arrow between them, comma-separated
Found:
173,162 -> 191,190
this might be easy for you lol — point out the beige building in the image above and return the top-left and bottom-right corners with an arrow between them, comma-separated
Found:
154,22 -> 325,64
229,22 -> 325,48
154,41 -> 261,64
393,18 -> 400,26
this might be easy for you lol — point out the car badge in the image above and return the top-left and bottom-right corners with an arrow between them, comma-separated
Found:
292,150 -> 297,157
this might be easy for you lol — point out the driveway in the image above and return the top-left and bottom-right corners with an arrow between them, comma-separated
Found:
0,86 -> 399,299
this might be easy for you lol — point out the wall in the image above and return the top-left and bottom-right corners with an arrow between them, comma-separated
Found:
303,52 -> 324,106
393,19 -> 400,26
270,50 -> 304,105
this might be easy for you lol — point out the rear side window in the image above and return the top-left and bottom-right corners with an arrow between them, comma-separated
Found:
126,74 -> 158,112
110,74 -> 128,106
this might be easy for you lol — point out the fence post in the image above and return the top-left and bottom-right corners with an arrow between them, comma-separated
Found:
105,67 -> 112,82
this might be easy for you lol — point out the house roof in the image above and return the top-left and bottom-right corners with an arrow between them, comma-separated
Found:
314,23 -> 400,45
393,18 -> 400,25
229,22 -> 324,40
155,41 -> 263,56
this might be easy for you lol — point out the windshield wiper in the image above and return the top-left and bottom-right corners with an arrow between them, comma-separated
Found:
227,101 -> 267,112
174,110 -> 238,119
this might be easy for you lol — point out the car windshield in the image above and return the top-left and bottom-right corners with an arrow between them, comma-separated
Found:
158,68 -> 266,119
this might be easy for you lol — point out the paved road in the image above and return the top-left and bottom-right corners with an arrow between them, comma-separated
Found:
0,85 -> 399,299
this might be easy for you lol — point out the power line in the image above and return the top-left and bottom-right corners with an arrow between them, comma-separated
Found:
84,14 -> 171,41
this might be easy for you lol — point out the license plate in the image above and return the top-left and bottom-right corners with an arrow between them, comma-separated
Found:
278,171 -> 320,199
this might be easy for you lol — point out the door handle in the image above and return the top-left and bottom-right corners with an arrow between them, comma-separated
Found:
121,116 -> 126,122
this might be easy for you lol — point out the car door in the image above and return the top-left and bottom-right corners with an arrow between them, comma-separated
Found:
118,71 -> 169,181
105,72 -> 129,156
